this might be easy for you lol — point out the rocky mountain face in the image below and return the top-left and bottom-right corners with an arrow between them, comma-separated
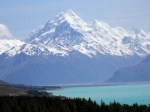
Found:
0,10 -> 150,85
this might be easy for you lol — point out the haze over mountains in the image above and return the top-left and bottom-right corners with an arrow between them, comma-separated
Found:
107,54 -> 150,83
0,10 -> 150,85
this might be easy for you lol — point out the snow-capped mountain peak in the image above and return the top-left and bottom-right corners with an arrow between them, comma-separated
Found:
55,9 -> 81,24
27,10 -> 89,43
24,10 -> 150,58
46,9 -> 90,32
92,19 -> 111,30
1,10 -> 150,85
46,9 -> 85,28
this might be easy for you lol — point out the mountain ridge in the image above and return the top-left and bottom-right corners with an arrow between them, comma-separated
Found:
24,10 -> 150,58
0,10 -> 150,85
107,55 -> 150,83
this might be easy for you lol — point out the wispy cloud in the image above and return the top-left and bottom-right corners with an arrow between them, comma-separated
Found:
0,24 -> 12,39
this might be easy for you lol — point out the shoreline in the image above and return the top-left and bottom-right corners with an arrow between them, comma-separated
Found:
48,82 -> 150,105
58,81 -> 150,88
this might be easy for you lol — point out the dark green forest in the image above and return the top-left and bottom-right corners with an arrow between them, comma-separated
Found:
0,96 -> 150,112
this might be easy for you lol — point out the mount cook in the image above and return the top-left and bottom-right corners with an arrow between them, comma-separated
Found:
0,10 -> 150,85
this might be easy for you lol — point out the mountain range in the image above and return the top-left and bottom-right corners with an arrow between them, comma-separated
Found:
0,10 -> 150,85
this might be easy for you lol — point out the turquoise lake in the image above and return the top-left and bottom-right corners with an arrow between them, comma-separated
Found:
48,83 -> 150,105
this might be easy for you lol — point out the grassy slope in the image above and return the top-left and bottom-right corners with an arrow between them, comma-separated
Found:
0,84 -> 26,96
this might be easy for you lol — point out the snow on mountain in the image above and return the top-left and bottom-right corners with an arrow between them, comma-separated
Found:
5,43 -> 68,57
24,10 -> 150,58
1,10 -> 150,85
3,10 -> 150,58
0,24 -> 24,54
0,39 -> 24,54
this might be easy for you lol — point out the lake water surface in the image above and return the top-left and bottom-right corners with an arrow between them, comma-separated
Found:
48,83 -> 150,105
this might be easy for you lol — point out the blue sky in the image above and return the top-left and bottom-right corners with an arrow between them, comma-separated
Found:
1,0 -> 150,39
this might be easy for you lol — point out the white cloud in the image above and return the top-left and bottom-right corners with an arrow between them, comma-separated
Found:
0,24 -> 13,39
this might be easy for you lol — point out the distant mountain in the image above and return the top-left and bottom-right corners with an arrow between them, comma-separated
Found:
0,79 -> 8,85
107,55 -> 150,83
0,39 -> 24,54
0,24 -> 24,54
0,10 -> 150,85
25,10 -> 150,57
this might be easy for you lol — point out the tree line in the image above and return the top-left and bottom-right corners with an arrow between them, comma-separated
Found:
0,96 -> 149,112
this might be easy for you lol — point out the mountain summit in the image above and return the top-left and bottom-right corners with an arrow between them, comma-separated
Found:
25,10 -> 150,58
0,10 -> 150,85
